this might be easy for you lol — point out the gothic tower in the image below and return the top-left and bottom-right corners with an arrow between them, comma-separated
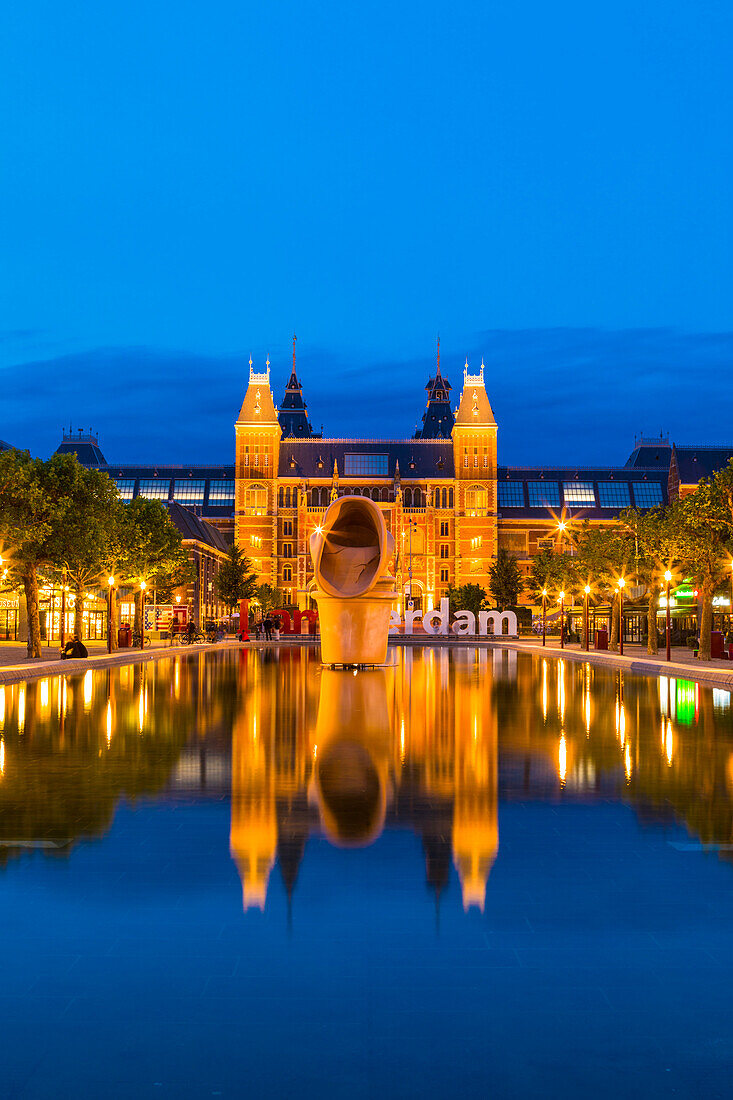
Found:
451,360 -> 498,588
235,357 -> 281,584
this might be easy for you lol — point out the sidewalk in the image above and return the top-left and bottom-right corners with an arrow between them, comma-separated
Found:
0,637 -> 240,685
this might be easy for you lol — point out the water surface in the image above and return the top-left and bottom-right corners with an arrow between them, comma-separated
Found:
1,647 -> 732,1098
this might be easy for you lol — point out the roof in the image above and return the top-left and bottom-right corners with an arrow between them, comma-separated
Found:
414,365 -> 455,439
167,502 -> 230,552
625,443 -> 672,469
277,439 -> 455,479
54,440 -> 108,465
0,440 -> 12,452
277,371 -> 319,438
672,444 -> 733,484
454,364 -> 497,427
236,364 -> 279,426
496,465 -> 668,519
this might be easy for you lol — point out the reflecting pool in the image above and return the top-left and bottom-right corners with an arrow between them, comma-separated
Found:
1,647 -> 733,1097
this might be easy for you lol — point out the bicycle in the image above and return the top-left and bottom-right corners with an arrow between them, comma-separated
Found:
131,631 -> 151,648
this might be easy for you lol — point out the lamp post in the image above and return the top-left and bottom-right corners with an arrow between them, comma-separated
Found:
60,572 -> 67,650
665,569 -> 672,662
618,577 -> 626,656
584,585 -> 591,652
107,576 -> 115,654
139,581 -> 147,649
542,588 -> 547,647
559,591 -> 565,649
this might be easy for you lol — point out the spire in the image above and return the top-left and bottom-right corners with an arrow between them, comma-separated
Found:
278,338 -> 319,438
414,345 -> 455,439
237,354 -> 278,425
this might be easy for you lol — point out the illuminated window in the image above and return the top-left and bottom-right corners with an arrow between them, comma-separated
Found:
463,449 -> 468,468
527,481 -> 560,507
473,448 -> 478,467
471,536 -> 482,550
440,521 -> 449,536
208,480 -> 235,505
244,484 -> 267,514
250,535 -> 262,549
563,481 -> 595,505
138,479 -> 170,500
343,453 -> 389,476
283,565 -> 292,582
173,479 -> 206,505
114,478 -> 135,501
465,486 -> 488,512
498,481 -> 524,508
597,482 -> 631,508
633,482 -> 664,507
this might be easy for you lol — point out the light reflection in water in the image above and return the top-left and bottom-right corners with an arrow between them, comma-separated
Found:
1,648 -> 733,918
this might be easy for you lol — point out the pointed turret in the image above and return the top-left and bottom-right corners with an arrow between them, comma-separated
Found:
414,341 -> 455,438
454,359 -> 496,427
278,336 -> 318,438
236,356 -> 279,426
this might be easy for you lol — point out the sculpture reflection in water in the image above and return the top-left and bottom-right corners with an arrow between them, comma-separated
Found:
229,647 -> 499,914
309,495 -> 397,666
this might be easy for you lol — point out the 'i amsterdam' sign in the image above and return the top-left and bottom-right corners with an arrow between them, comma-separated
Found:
390,598 -> 518,637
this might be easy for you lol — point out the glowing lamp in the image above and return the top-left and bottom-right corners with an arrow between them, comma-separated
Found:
584,585 -> 591,595
664,569 -> 672,582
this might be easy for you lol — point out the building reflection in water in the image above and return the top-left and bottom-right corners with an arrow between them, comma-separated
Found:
230,646 -> 498,913
2,647 -> 733,912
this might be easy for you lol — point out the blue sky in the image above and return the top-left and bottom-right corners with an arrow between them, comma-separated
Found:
1,0 -> 732,463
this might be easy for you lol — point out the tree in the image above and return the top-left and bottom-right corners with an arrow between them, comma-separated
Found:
48,465 -> 123,640
527,547 -> 575,602
446,583 -> 488,620
488,548 -> 523,610
117,498 -> 192,634
618,507 -> 678,655
214,544 -> 258,612
574,522 -> 635,651
254,583 -> 285,616
672,479 -> 732,661
0,451 -> 80,658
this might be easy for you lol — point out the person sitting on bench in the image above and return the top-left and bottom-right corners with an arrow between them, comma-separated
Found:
60,635 -> 88,659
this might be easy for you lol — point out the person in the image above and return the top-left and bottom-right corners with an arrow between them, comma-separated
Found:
186,618 -> 198,642
263,614 -> 273,641
254,618 -> 262,640
60,635 -> 88,660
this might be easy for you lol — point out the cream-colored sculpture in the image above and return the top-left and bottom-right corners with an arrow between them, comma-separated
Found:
310,496 -> 397,666
309,668 -> 392,847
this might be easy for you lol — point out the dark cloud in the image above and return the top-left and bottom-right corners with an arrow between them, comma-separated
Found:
2,329 -> 732,466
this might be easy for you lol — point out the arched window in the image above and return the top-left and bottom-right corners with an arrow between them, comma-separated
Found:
283,564 -> 292,583
404,488 -> 413,508
413,488 -> 424,508
465,484 -> 488,514
284,487 -> 291,508
381,488 -> 389,503
278,488 -> 284,508
448,488 -> 454,509
245,484 -> 268,515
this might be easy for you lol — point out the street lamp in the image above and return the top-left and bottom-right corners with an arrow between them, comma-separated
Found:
665,569 -> 672,662
584,584 -> 591,652
618,577 -> 626,656
107,576 -> 115,655
542,588 -> 547,647
139,581 -> 147,649
558,591 -> 565,649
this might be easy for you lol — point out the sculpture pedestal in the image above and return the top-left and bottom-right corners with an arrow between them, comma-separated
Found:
315,579 -> 397,666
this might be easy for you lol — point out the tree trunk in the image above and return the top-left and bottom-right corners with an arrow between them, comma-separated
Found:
647,591 -> 658,655
609,595 -> 619,652
23,565 -> 42,658
73,585 -> 84,639
698,585 -> 713,661
134,590 -> 143,636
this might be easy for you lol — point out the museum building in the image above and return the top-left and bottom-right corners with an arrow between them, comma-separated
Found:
46,350 -> 733,615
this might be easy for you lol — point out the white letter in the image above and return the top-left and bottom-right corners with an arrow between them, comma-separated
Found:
478,611 -> 490,636
452,610 -> 475,635
389,610 -> 402,634
423,597 -> 449,635
404,609 -> 421,635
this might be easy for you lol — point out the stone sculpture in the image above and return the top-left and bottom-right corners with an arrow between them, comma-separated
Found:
309,495 -> 397,666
